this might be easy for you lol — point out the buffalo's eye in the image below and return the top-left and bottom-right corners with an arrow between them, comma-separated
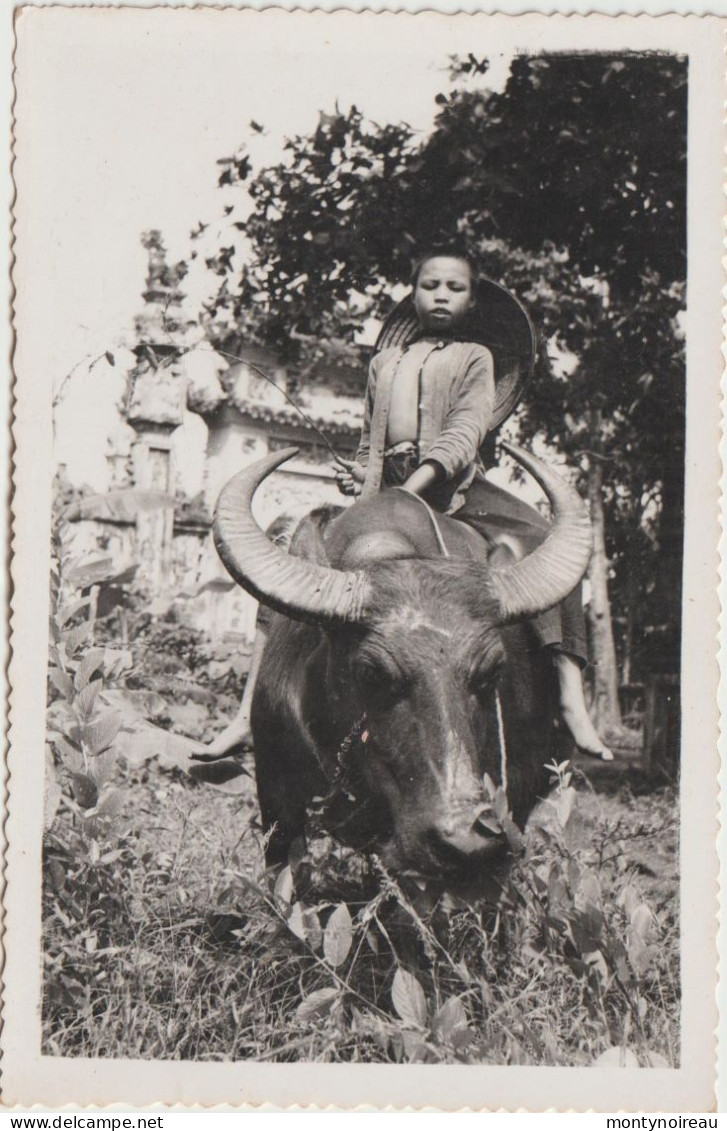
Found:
354,661 -> 405,707
469,665 -> 501,700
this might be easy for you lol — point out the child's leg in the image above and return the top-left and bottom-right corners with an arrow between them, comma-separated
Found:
198,510 -> 301,760
457,477 -> 613,760
529,591 -> 613,758
552,650 -> 613,761
201,624 -> 268,757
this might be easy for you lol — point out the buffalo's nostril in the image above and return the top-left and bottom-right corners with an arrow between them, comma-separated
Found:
425,814 -> 505,869
473,812 -> 504,839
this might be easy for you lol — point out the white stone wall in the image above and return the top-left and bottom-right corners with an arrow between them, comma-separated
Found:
56,348 -> 360,644
196,413 -> 353,643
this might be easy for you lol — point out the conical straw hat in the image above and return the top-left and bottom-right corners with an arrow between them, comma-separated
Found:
374,277 -> 536,430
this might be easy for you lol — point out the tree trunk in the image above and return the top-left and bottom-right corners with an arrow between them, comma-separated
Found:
656,441 -> 684,673
622,610 -> 632,687
585,456 -> 622,734
621,527 -> 638,687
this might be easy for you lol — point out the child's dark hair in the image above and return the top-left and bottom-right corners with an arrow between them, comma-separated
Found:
409,247 -> 479,287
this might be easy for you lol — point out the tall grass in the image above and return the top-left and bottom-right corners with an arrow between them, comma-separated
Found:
43,538 -> 679,1066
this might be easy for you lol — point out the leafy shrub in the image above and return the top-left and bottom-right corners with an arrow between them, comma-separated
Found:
44,528 -> 139,1018
198,764 -> 678,1066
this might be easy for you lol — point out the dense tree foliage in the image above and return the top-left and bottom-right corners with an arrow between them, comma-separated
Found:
195,52 -> 687,706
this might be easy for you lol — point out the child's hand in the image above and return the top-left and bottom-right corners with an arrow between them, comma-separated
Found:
333,458 -> 365,497
336,471 -> 362,496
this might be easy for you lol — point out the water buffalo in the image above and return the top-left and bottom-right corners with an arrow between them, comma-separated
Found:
213,444 -> 591,887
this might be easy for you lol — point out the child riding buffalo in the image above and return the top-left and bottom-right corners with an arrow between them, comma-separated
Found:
201,250 -> 612,763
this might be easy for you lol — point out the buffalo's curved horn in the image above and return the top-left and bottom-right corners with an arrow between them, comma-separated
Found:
489,443 -> 593,621
213,447 -> 370,625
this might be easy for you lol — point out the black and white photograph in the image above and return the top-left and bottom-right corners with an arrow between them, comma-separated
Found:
4,6 -> 722,1111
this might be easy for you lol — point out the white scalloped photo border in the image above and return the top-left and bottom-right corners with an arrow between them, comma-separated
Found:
2,4 -> 723,1112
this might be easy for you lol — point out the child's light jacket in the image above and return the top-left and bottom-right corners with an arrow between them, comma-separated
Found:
356,339 -> 495,513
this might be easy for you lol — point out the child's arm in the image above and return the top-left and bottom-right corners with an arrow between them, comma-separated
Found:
420,346 -> 495,480
399,460 -> 443,497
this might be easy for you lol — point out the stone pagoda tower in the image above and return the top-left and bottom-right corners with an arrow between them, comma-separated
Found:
123,231 -> 191,594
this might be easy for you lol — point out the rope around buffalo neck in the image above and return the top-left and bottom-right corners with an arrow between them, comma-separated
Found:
494,689 -> 508,800
391,487 -> 450,558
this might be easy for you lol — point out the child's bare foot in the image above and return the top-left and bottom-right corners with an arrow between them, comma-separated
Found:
190,715 -> 253,762
560,703 -> 614,761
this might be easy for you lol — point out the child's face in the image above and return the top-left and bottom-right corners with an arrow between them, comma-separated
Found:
413,257 -> 474,332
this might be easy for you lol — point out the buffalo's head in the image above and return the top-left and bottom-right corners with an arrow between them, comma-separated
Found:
213,445 -> 592,884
